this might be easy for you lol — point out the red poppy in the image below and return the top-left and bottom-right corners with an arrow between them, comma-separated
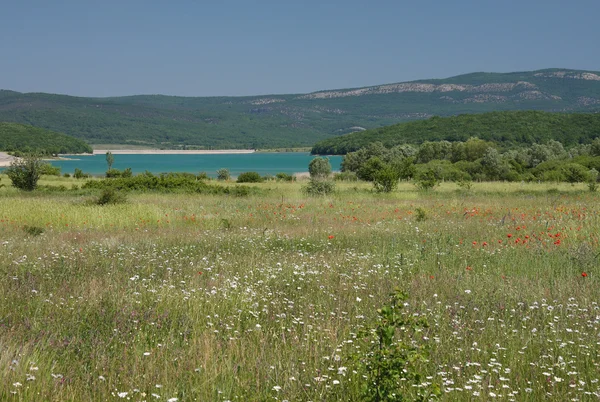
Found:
328,235 -> 334,240
466,266 -> 472,271
482,242 -> 488,246
507,233 -> 513,238
472,241 -> 478,245
582,272 -> 588,277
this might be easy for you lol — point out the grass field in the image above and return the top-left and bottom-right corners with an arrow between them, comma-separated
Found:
0,177 -> 599,401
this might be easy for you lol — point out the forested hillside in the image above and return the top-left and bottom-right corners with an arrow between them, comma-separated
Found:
0,122 -> 92,155
1,68 -> 600,149
311,111 -> 600,154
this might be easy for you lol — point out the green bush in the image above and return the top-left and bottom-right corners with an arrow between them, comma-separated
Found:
333,171 -> 358,181
414,169 -> 439,191
73,168 -> 90,179
95,188 -> 127,205
275,172 -> 294,182
373,167 -> 399,193
237,171 -> 263,183
217,168 -> 230,181
349,289 -> 440,401
23,225 -> 44,236
5,154 -> 44,191
39,163 -> 61,176
302,178 -> 335,196
106,168 -> 133,178
82,172 -> 256,196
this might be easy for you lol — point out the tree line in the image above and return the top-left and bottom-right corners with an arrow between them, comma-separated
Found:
311,111 -> 600,155
0,122 -> 92,155
339,137 -> 600,191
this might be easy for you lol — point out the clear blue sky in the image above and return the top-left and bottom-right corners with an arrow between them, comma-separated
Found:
1,0 -> 598,97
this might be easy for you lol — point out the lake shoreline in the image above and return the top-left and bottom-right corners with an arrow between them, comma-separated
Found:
0,152 -> 17,167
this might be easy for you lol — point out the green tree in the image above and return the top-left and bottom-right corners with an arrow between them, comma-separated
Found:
217,168 -> 230,181
5,154 -> 44,191
308,157 -> 332,179
106,151 -> 114,170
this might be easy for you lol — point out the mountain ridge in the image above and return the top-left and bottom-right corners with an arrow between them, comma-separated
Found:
1,68 -> 599,149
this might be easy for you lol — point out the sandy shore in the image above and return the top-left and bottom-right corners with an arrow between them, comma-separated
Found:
0,152 -> 18,167
90,149 -> 256,155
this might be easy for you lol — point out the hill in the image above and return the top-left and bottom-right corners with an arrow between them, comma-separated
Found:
0,122 -> 92,155
310,111 -> 600,154
1,68 -> 600,149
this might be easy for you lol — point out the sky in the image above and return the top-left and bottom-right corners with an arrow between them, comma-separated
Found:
1,0 -> 599,97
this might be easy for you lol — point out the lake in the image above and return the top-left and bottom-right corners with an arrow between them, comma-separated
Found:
49,153 -> 343,177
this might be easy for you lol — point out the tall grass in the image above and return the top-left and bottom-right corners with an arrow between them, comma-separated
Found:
0,177 -> 598,400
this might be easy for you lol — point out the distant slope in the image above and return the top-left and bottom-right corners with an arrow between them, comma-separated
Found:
0,122 -> 92,154
1,68 -> 600,149
311,111 -> 600,154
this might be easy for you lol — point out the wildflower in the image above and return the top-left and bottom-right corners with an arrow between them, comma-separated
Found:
328,235 -> 334,240
167,398 -> 178,402
482,242 -> 488,246
272,385 -> 282,392
582,272 -> 588,277
465,289 -> 472,294
118,392 -> 128,398
507,233 -> 513,238
466,266 -> 472,271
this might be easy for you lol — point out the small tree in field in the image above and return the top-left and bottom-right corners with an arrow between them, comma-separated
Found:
217,168 -> 230,181
5,154 -> 44,191
309,157 -> 332,179
304,157 -> 335,196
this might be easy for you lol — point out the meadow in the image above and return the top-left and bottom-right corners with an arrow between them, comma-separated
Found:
0,176 -> 599,401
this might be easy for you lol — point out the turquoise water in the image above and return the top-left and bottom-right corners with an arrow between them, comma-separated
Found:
49,153 -> 342,177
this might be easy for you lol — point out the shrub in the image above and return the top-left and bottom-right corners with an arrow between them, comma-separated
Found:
106,168 -> 133,178
81,172 -> 256,196
275,172 -> 294,182
349,289 -> 440,401
561,163 -> 591,183
217,168 -> 230,181
23,225 -> 44,236
39,163 -> 61,176
333,171 -> 358,181
302,178 -> 335,196
95,188 -> 127,205
5,154 -> 43,191
237,171 -> 263,183
73,168 -> 90,179
456,179 -> 473,191
197,171 -> 209,180
373,167 -> 400,193
414,169 -> 439,191
63,173 -> 71,178
415,207 -> 427,222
